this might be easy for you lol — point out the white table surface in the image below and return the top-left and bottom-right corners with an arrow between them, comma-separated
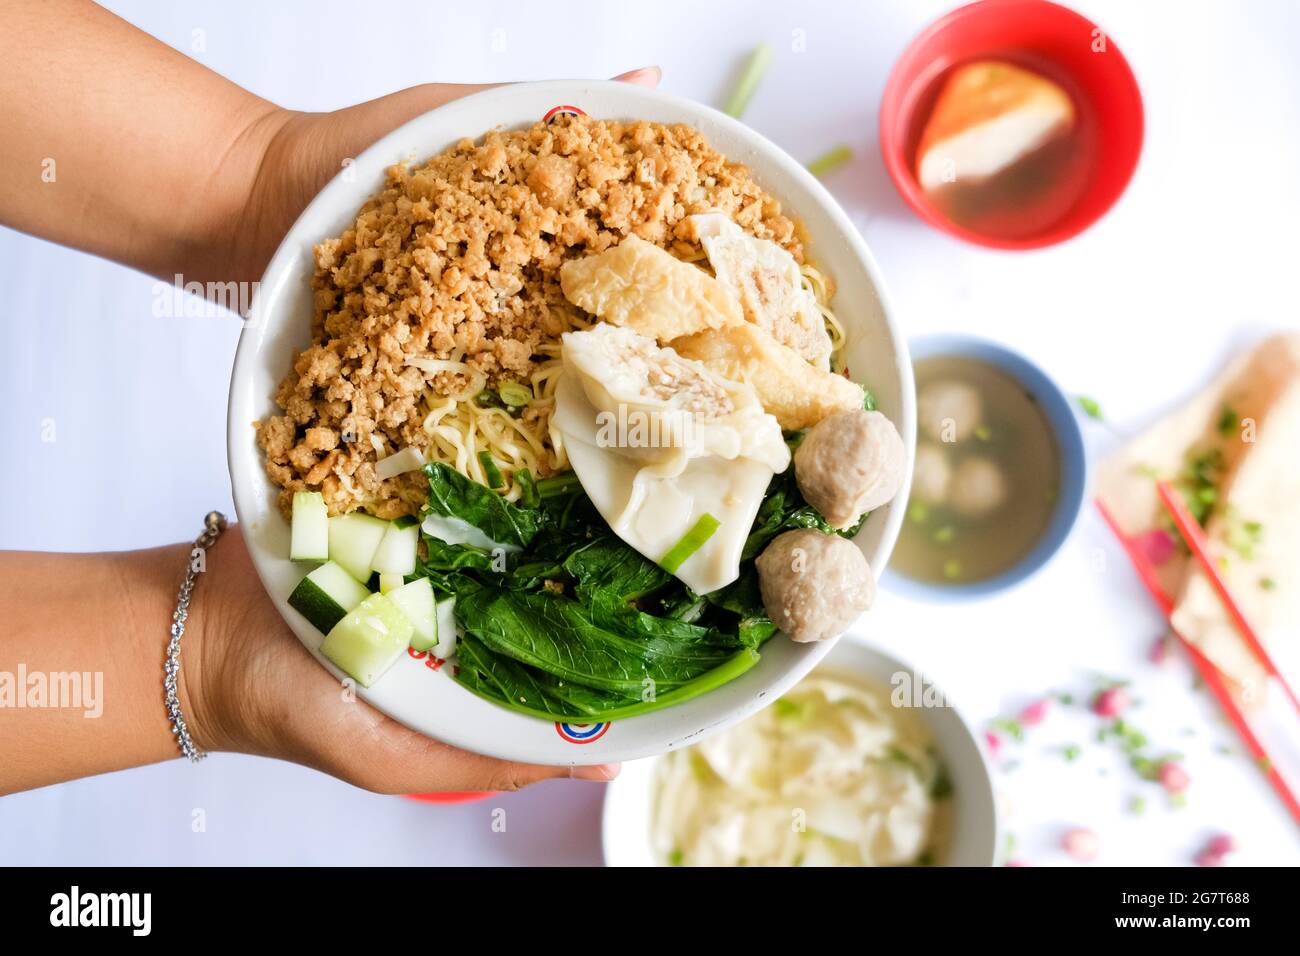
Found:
2,0 -> 1298,866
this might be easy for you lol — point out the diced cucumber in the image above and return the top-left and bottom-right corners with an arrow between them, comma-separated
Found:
387,578 -> 437,652
328,512 -> 388,583
319,593 -> 413,688
377,572 -> 404,595
434,597 -> 458,660
287,561 -> 371,634
371,520 -> 418,576
290,492 -> 329,562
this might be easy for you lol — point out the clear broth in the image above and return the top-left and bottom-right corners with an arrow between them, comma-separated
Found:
892,355 -> 1061,585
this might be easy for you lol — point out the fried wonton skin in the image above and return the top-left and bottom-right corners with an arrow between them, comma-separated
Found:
690,213 -> 833,370
1096,332 -> 1300,707
672,322 -> 865,431
559,234 -> 743,342
916,60 -> 1074,192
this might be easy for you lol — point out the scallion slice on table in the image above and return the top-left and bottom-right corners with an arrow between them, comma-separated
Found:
807,144 -> 852,178
477,451 -> 505,489
724,43 -> 771,118
659,514 -> 722,573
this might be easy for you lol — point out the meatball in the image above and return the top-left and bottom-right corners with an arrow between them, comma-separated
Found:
911,442 -> 952,504
755,529 -> 875,643
949,456 -> 1007,517
794,409 -> 905,530
918,380 -> 982,443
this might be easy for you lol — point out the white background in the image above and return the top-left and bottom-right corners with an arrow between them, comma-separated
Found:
2,0 -> 1298,865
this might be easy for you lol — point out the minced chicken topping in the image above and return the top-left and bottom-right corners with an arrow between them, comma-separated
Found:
256,115 -> 802,519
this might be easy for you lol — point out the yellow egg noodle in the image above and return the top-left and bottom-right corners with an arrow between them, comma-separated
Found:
415,256 -> 845,501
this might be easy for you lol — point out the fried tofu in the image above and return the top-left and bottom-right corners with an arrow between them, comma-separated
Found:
690,213 -> 833,370
672,323 -> 865,431
559,234 -> 743,342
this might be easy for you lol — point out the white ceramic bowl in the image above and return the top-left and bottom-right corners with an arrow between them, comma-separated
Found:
602,637 -> 999,866
228,80 -> 915,766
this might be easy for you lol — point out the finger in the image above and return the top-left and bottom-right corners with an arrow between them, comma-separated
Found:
612,66 -> 662,87
310,693 -> 620,794
396,730 -> 621,792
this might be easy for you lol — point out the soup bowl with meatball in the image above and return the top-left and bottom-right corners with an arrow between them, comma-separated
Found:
884,334 -> 1087,602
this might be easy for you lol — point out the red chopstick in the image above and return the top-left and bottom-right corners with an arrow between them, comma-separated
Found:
1155,480 -> 1300,715
1095,497 -> 1300,825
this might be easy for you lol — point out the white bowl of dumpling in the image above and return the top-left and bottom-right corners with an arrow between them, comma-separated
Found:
602,638 -> 998,866
228,80 -> 914,766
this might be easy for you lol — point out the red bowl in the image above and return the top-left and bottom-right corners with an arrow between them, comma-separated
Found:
879,0 -> 1144,249
403,791 -> 496,804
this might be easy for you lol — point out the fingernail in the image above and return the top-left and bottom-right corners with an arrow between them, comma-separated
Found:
570,762 -> 621,782
612,66 -> 662,87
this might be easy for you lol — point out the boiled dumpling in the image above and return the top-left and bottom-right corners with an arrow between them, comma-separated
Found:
690,213 -> 833,370
551,325 -> 790,594
561,323 -> 787,474
559,235 -> 743,342
672,322 -> 866,431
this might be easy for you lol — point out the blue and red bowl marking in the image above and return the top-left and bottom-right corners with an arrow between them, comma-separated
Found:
555,721 -> 611,744
543,104 -> 587,124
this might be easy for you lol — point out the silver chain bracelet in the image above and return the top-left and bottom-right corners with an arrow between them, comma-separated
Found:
165,510 -> 226,763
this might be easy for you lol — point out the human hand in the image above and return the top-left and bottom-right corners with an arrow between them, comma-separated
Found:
224,68 -> 662,285
182,525 -> 618,792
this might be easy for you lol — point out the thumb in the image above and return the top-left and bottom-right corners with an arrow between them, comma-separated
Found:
326,66 -> 661,161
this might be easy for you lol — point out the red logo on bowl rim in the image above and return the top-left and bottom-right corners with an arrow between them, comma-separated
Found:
543,104 -> 587,124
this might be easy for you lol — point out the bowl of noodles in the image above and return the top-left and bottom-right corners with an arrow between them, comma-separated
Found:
228,80 -> 913,765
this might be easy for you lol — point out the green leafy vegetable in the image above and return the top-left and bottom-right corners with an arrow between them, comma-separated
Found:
535,473 -> 583,499
477,451 -> 505,489
455,584 -> 742,695
423,462 -> 541,548
514,468 -> 540,509
415,430 -> 843,722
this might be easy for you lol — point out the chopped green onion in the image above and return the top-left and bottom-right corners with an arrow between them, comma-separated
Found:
990,717 -> 1024,742
942,559 -> 962,580
1076,395 -> 1104,421
861,387 -> 876,411
932,525 -> 955,544
498,381 -> 532,408
724,43 -> 771,118
659,514 -> 721,573
807,144 -> 852,178
1218,405 -> 1239,437
536,473 -> 582,499
907,501 -> 930,524
929,765 -> 954,799
477,451 -> 505,489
